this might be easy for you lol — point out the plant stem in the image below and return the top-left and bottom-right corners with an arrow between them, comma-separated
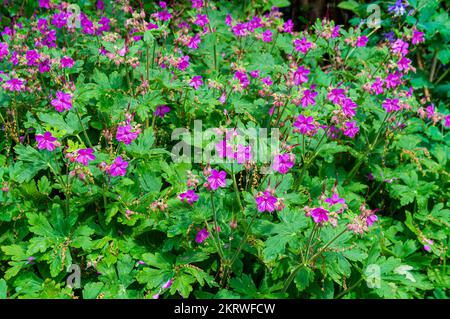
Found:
309,228 -> 348,263
231,164 -> 244,212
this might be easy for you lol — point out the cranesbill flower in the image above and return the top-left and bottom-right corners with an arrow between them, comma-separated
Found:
391,38 -> 409,56
110,156 -> 128,176
343,121 -> 359,138
177,55 -> 190,71
26,50 -> 40,66
207,169 -> 227,190
255,191 -> 277,212
425,104 -> 434,119
388,0 -> 408,17
310,207 -> 329,224
371,77 -> 384,95
293,66 -> 310,85
194,14 -> 209,27
444,115 -> 450,127
342,98 -> 357,118
36,132 -> 58,151
385,72 -> 401,89
356,36 -> 368,47
250,70 -> 260,78
294,37 -> 312,54
0,42 -> 9,60
300,89 -> 317,108
294,114 -> 315,134
39,59 -> 51,73
283,19 -> 294,33
4,78 -> 24,91
325,193 -> 345,206
234,71 -> 250,88
61,56 -> 74,68
39,0 -> 50,8
116,123 -> 140,144
235,144 -> 252,164
232,23 -> 247,37
156,10 -> 172,21
382,98 -> 400,113
262,29 -> 272,42
179,189 -> 199,205
195,228 -> 209,243
332,25 -> 340,38
327,88 -> 346,105
273,153 -> 295,174
366,213 -> 378,226
51,91 -> 73,112
51,11 -> 68,28
192,0 -> 203,9
155,105 -> 170,118
189,75 -> 203,89
411,27 -> 424,45
187,33 -> 201,49
162,279 -> 173,289
261,76 -> 272,86
397,57 -> 411,72
76,148 -> 96,166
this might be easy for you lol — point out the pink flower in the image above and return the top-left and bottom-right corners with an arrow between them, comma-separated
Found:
250,70 -> 260,78
283,20 -> 294,33
300,89 -> 317,108
61,56 -> 74,68
162,278 -> 173,289
189,75 -> 203,89
235,144 -> 252,164
155,105 -> 170,118
76,148 -> 96,166
371,77 -> 384,95
356,36 -> 368,47
51,91 -> 72,112
36,132 -> 58,151
4,78 -> 24,92
391,38 -> 409,56
207,169 -> 227,190
293,66 -> 310,85
273,153 -> 295,174
192,0 -> 203,9
327,88 -> 346,105
195,228 -> 209,243
156,10 -> 172,21
332,25 -> 340,38
234,71 -> 250,88
397,57 -> 411,71
39,0 -> 50,8
177,55 -> 190,71
444,115 -> 450,127
366,213 -> 378,227
110,156 -> 128,176
187,33 -> 201,49
255,191 -> 277,213
423,245 -> 431,252
343,121 -> 359,138
382,98 -> 400,113
0,42 -> 9,60
294,37 -> 312,54
261,76 -> 272,86
385,72 -> 401,89
310,207 -> 329,224
411,27 -> 424,45
325,193 -> 345,206
342,98 -> 357,118
262,29 -> 272,42
294,114 -> 315,134
179,189 -> 199,205
116,124 -> 140,145
194,14 -> 209,27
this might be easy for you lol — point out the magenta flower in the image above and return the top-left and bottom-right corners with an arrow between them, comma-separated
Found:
189,75 -> 203,89
423,245 -> 431,252
371,77 -> 384,95
26,50 -> 40,66
155,105 -> 170,118
116,124 -> 140,145
179,189 -> 199,205
76,148 -> 96,166
51,12 -> 68,28
51,91 -> 73,112
4,78 -> 24,92
232,23 -> 247,37
262,29 -> 272,42
207,169 -> 227,190
327,88 -> 346,105
425,104 -> 434,119
310,207 -> 329,224
332,25 -> 340,38
382,98 -> 400,113
366,213 -> 378,227
294,37 -> 312,54
301,89 -> 317,108
235,144 -> 252,164
192,0 -> 203,9
187,33 -> 201,49
261,76 -> 272,86
411,28 -> 424,45
356,36 -> 368,47
39,0 -> 50,8
61,56 -> 74,68
343,121 -> 359,138
255,191 -> 277,213
110,156 -> 128,177
444,115 -> 450,127
325,193 -> 345,206
195,228 -> 209,243
250,70 -> 260,78
294,114 -> 315,134
397,57 -> 411,72
273,153 -> 295,174
0,42 -> 9,60
293,66 -> 310,85
194,14 -> 209,27
234,71 -> 250,88
156,10 -> 172,21
385,72 -> 401,89
342,98 -> 357,118
36,132 -> 58,151
177,55 -> 190,71
283,20 -> 294,33
391,38 -> 409,56
162,278 -> 173,289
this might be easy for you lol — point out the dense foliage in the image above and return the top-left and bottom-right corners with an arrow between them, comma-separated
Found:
0,0 -> 448,299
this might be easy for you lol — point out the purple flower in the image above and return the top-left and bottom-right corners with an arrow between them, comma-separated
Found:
343,121 -> 359,138
232,23 -> 247,37
310,207 -> 329,224
97,16 -> 111,34
356,36 -> 368,47
325,193 -> 345,206
177,55 -> 190,71
52,11 -> 68,28
10,51 -> 18,65
61,56 -> 74,68
444,115 -> 450,127
426,104 -> 434,119
51,91 -> 73,112
301,89 -> 317,108
255,191 -> 277,213
4,78 -> 24,92
261,76 -> 272,86
207,169 -> 227,190
195,228 -> 209,243
273,153 -> 295,174
342,98 -> 357,118
110,156 -> 128,177
189,75 -> 203,89
293,66 -> 310,85
283,19 -> 294,33
371,77 -> 384,95
294,114 -> 315,135
382,98 -> 400,113
262,29 -> 272,42
385,72 -> 401,89
36,132 -> 58,151
235,144 -> 252,164
250,70 -> 260,78
388,0 -> 408,16
294,37 -> 312,54
194,14 -> 209,27
397,57 -> 411,71
187,33 -> 201,49
234,71 -> 250,88
192,0 -> 203,9
26,50 -> 40,66
366,213 -> 378,227
332,25 -> 340,38
156,10 -> 172,22
162,278 -> 173,289
179,189 -> 199,205
76,148 -> 96,166
391,39 -> 409,56
423,245 -> 431,252
39,0 -> 50,9
97,0 -> 104,11
155,105 -> 170,118
328,88 -> 346,105
0,42 -> 9,60
38,59 -> 51,73
116,124 -> 140,145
